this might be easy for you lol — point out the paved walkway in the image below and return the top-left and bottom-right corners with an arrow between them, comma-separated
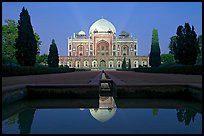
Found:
2,70 -> 202,88
105,71 -> 202,88
2,71 -> 101,87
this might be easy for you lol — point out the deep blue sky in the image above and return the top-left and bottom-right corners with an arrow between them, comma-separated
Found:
2,2 -> 202,56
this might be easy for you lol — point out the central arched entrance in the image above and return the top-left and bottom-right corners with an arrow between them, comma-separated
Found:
100,60 -> 106,69
96,40 -> 110,56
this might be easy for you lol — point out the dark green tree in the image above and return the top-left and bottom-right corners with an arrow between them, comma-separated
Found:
149,28 -> 161,67
173,23 -> 199,65
2,20 -> 18,64
48,39 -> 59,67
15,7 -> 37,66
36,54 -> 48,65
168,36 -> 177,54
2,19 -> 42,65
34,32 -> 42,56
128,58 -> 131,70
196,35 -> 202,65
122,56 -> 126,70
161,54 -> 175,64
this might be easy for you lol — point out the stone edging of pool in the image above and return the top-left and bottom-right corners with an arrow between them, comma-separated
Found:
115,84 -> 202,101
2,83 -> 202,105
2,71 -> 202,105
103,71 -> 202,102
2,84 -> 99,105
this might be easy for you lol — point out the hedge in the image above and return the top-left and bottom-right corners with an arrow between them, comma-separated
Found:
117,64 -> 202,75
2,64 -> 76,77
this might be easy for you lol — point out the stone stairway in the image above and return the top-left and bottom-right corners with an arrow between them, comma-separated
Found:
99,72 -> 113,96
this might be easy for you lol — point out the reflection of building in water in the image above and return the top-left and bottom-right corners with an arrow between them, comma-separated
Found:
89,96 -> 116,123
98,96 -> 116,108
59,18 -> 149,69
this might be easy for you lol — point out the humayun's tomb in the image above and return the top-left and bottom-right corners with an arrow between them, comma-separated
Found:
59,18 -> 149,70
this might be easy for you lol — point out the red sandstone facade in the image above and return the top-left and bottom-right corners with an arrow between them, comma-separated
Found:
59,18 -> 149,69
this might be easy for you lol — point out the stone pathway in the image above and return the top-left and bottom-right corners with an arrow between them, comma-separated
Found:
2,71 -> 101,87
105,71 -> 202,88
2,70 -> 202,89
2,70 -> 202,103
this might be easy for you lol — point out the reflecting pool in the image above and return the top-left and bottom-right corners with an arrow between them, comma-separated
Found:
2,97 -> 202,134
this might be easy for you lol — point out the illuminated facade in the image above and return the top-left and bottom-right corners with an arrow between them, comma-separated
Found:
59,18 -> 149,69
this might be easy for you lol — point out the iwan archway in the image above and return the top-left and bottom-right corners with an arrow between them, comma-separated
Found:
100,60 -> 106,69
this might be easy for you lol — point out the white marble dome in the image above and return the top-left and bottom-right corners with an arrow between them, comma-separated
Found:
89,108 -> 116,123
89,18 -> 116,34
78,30 -> 86,35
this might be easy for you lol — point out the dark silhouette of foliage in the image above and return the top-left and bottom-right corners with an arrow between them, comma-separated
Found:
122,56 -> 126,70
161,54 -> 175,64
2,20 -> 18,64
172,23 -> 199,65
149,28 -> 161,67
2,19 -> 42,65
169,36 -> 177,54
34,32 -> 42,56
15,7 -> 37,66
176,108 -> 197,126
36,54 -> 48,65
18,109 -> 36,134
128,58 -> 131,70
48,39 -> 59,67
196,35 -> 202,65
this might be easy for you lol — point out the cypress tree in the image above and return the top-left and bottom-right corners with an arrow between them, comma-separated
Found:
168,36 -> 177,54
196,35 -> 202,65
122,57 -> 126,70
128,58 -> 131,70
15,7 -> 37,66
48,39 -> 59,67
149,28 -> 161,67
175,23 -> 199,65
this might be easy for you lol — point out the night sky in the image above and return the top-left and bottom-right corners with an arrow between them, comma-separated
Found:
2,2 -> 202,56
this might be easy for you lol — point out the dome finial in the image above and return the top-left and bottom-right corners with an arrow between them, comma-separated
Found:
101,16 -> 104,19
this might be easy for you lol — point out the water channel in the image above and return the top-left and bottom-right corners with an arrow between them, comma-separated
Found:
2,97 -> 202,134
2,72 -> 202,134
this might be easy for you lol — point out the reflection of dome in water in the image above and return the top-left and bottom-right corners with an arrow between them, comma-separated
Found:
89,108 -> 116,123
